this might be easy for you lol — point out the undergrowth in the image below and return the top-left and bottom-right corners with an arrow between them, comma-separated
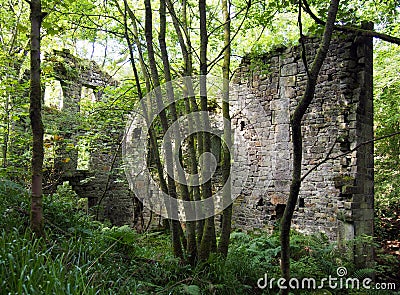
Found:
0,179 -> 399,294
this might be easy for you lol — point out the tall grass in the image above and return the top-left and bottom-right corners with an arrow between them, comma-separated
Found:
1,227 -> 88,294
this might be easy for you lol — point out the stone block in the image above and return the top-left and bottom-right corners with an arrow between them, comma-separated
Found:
281,64 -> 297,76
281,76 -> 296,87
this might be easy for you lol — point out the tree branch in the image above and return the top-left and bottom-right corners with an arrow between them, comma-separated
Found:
166,0 -> 201,65
301,131 -> 400,182
298,0 -> 310,77
302,0 -> 400,45
207,0 -> 252,72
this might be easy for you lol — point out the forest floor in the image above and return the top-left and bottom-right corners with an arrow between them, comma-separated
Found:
0,180 -> 399,294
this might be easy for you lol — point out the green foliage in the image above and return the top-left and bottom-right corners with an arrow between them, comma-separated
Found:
43,182 -> 98,237
306,0 -> 399,27
374,40 -> 400,244
0,62 -> 31,182
373,25 -> 400,295
1,228 -> 96,294
0,0 -> 32,182
1,179 -> 399,295
0,178 -> 29,230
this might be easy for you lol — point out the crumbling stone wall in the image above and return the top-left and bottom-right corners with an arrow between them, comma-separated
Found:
44,49 -> 135,226
230,29 -> 374,264
46,49 -> 116,177
45,30 -> 374,263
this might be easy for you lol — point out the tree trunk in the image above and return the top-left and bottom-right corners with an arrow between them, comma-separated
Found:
168,0 -> 205,253
29,0 -> 45,238
2,94 -> 10,168
280,0 -> 339,293
144,0 -> 184,260
218,0 -> 232,257
159,0 -> 197,265
122,0 -> 152,95
181,0 -> 205,249
197,0 -> 216,262
121,0 -> 165,232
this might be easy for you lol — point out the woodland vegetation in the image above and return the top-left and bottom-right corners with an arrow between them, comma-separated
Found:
0,0 -> 399,294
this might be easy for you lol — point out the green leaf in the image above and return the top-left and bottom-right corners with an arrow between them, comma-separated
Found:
17,23 -> 28,34
182,284 -> 201,295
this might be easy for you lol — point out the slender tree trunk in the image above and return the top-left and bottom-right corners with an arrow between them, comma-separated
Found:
29,0 -> 45,238
144,0 -> 184,260
166,0 -> 202,263
122,0 -> 152,95
116,0 -> 160,196
279,0 -> 339,293
121,0 -> 167,231
218,0 -> 232,257
159,0 -> 197,264
198,0 -> 217,261
2,94 -> 10,168
177,0 -> 205,248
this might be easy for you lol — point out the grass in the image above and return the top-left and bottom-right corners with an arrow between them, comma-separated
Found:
0,179 -> 399,294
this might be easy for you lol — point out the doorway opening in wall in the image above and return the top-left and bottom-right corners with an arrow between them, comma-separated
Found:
44,80 -> 63,110
77,86 -> 96,170
43,80 -> 64,176
80,86 -> 96,104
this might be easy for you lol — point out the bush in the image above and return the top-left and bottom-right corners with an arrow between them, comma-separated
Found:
375,195 -> 400,242
44,182 -> 100,238
0,178 -> 29,230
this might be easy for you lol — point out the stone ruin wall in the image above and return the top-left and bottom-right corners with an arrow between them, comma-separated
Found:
230,29 -> 373,252
43,49 -> 136,226
46,29 -> 374,257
